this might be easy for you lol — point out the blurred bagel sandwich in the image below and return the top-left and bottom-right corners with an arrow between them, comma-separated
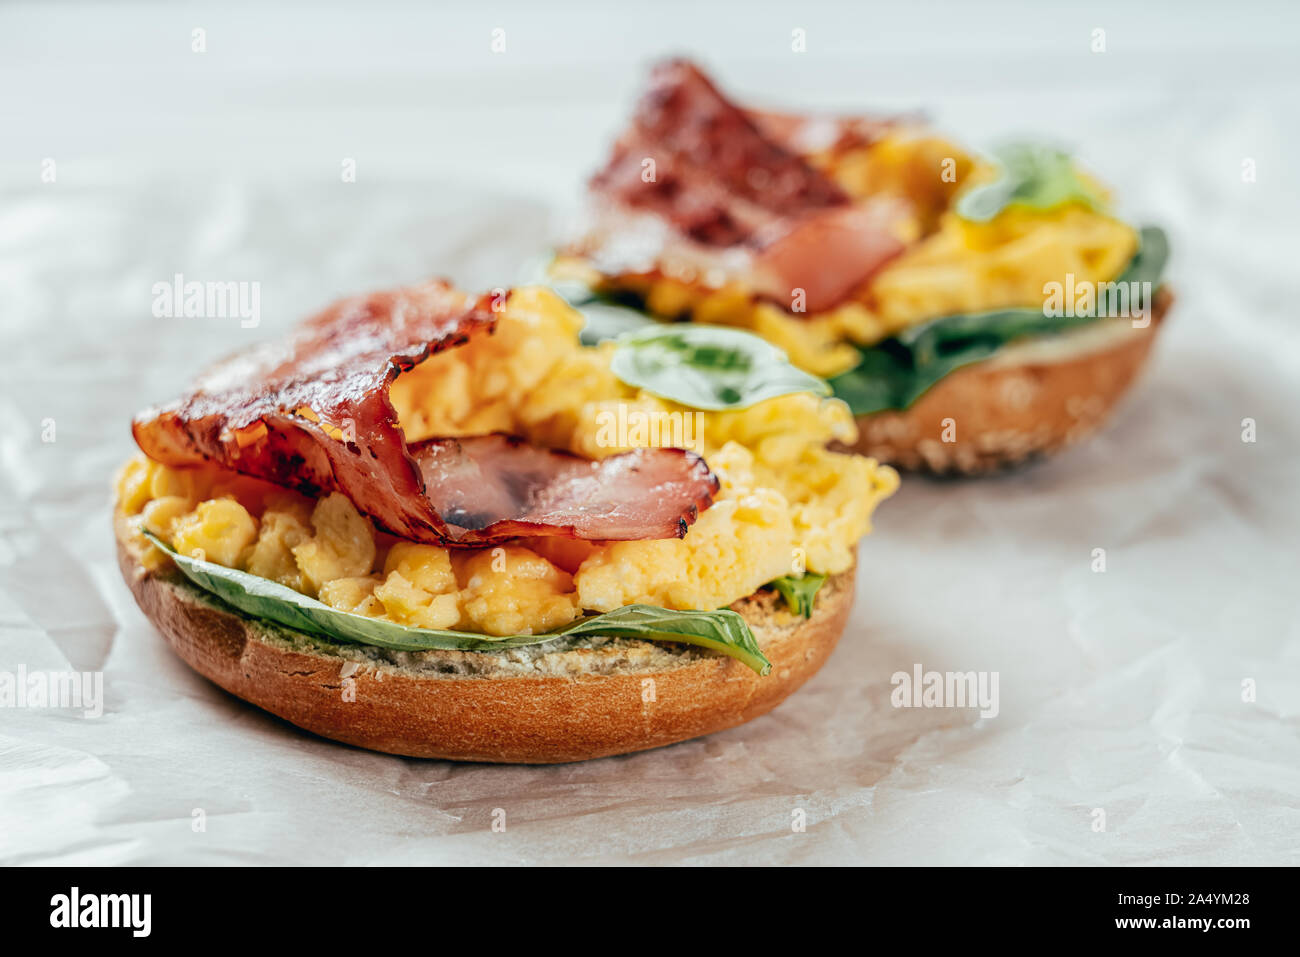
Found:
554,59 -> 1171,473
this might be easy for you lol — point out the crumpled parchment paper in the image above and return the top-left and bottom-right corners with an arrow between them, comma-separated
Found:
2,110 -> 1298,865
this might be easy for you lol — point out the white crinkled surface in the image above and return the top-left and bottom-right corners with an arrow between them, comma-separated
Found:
1,1 -> 1298,865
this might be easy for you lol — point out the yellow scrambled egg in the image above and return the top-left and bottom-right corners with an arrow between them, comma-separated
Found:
117,286 -> 897,636
562,132 -> 1140,378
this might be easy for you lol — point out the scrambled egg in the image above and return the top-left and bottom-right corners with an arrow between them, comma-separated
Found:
867,205 -> 1138,333
563,132 -> 1141,379
117,287 -> 897,636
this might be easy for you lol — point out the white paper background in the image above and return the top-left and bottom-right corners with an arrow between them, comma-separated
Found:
2,1 -> 1298,865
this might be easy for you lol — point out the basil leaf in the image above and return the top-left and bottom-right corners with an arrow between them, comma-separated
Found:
1113,225 -> 1169,293
770,573 -> 826,619
830,226 -> 1169,414
144,532 -> 771,674
610,324 -> 831,410
956,143 -> 1104,223
561,604 -> 771,675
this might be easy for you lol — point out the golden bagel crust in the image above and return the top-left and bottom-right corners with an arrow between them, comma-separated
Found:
849,289 -> 1172,473
114,511 -> 854,763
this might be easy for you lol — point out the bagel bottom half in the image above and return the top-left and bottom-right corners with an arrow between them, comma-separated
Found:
849,290 -> 1172,474
115,511 -> 854,763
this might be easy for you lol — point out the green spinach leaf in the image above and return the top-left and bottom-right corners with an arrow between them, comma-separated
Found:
829,226 -> 1169,414
145,532 -> 771,674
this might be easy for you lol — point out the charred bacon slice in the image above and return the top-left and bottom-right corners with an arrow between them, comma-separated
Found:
132,280 -> 718,546
581,59 -> 905,313
592,58 -> 849,244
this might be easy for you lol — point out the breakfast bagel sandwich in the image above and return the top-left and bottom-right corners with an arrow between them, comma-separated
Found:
554,60 -> 1172,473
115,281 -> 897,763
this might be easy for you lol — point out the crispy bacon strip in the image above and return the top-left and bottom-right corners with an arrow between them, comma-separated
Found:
580,59 -> 906,313
412,434 -> 716,544
132,281 -> 718,546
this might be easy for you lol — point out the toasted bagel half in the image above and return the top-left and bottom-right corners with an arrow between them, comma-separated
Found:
115,511 -> 854,764
850,290 -> 1172,474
